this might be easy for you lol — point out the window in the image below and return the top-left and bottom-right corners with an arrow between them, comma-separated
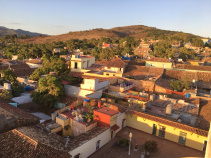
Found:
158,126 -> 165,138
113,74 -> 115,76
96,140 -> 100,150
111,131 -> 114,139
74,153 -> 80,158
106,73 -> 109,76
178,132 -> 186,145
203,140 -> 207,152
74,62 -> 78,69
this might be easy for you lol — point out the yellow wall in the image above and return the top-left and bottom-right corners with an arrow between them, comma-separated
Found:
145,61 -> 172,68
71,56 -> 95,72
104,67 -> 124,73
51,126 -> 63,133
103,71 -> 123,77
56,117 -> 72,137
126,114 -> 207,151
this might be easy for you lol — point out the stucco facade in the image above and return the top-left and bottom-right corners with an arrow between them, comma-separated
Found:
70,52 -> 95,72
126,114 -> 207,151
68,128 -> 111,158
146,61 -> 172,69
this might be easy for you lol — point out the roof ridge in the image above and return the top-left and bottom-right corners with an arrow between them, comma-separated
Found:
13,129 -> 38,149
127,109 -> 208,136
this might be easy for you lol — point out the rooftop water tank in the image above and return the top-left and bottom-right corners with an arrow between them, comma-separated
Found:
4,83 -> 11,90
51,112 -> 57,121
186,93 -> 190,98
166,104 -> 173,115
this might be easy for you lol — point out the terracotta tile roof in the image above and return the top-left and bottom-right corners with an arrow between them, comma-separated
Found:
26,59 -> 42,64
68,72 -> 84,77
0,62 -> 36,77
124,65 -> 163,80
195,100 -> 211,131
163,69 -> 211,83
0,128 -> 71,158
111,124 -> 120,131
87,64 -> 105,71
175,64 -> 211,71
146,57 -> 171,63
155,79 -> 173,90
94,107 -> 119,116
0,102 -> 40,133
127,110 -> 208,137
107,58 -> 126,68
96,58 -> 126,68
95,60 -> 109,65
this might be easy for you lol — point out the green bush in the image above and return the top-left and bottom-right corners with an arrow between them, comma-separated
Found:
0,90 -> 12,100
144,140 -> 157,152
116,138 -> 129,147
12,83 -> 24,97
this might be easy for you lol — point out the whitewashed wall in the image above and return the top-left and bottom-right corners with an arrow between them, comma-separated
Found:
68,128 -> 111,158
116,112 -> 126,133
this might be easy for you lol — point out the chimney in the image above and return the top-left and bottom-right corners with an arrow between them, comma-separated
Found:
98,101 -> 102,108
205,122 -> 211,158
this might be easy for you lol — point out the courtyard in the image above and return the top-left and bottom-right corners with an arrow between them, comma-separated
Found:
89,127 -> 205,158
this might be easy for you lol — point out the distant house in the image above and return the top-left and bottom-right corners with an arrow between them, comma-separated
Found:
12,55 -> 19,60
139,42 -> 151,48
202,38 -> 210,45
171,42 -> 181,48
26,58 -> 42,68
53,48 -> 61,53
59,54 -> 71,61
103,58 -> 127,73
134,47 -> 152,58
70,52 -> 95,72
102,42 -> 113,49
145,57 -> 172,68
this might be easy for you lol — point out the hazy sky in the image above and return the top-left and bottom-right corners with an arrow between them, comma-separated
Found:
1,0 -> 211,37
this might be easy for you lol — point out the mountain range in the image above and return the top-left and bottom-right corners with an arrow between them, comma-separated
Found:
0,26 -> 47,37
0,25 -> 202,44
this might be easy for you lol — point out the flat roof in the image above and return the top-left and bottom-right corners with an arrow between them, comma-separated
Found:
94,107 -> 119,116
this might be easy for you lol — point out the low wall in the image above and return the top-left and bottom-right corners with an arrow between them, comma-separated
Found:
86,90 -> 103,99
123,77 -> 154,92
64,85 -> 93,97
68,128 -> 111,158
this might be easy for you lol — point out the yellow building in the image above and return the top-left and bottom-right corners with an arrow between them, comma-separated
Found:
126,110 -> 208,151
70,52 -> 95,72
146,57 -> 172,68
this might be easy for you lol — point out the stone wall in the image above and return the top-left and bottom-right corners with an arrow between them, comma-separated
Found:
163,70 -> 211,83
123,78 -> 154,92
71,119 -> 86,137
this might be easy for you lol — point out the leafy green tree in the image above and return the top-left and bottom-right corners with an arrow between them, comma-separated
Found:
31,75 -> 64,107
12,83 -> 24,97
170,80 -> 183,91
30,56 -> 69,81
1,68 -> 17,84
0,90 -> 13,100
83,103 -> 95,123
170,79 -> 191,91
